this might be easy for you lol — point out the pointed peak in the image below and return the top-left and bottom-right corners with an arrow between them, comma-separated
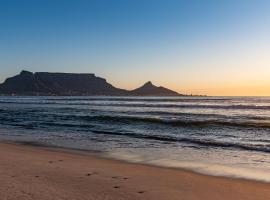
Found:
20,70 -> 33,76
143,81 -> 154,86
139,81 -> 156,89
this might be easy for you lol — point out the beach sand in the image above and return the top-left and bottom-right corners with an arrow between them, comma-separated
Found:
0,142 -> 270,200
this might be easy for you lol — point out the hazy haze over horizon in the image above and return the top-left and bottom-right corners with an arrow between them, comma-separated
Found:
1,0 -> 270,96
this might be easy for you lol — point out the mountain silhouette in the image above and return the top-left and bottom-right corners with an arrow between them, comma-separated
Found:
130,81 -> 180,96
0,70 -> 182,96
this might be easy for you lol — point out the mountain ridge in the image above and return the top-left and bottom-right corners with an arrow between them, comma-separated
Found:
0,70 -> 183,96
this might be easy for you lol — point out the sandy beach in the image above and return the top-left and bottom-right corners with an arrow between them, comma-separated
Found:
0,142 -> 269,200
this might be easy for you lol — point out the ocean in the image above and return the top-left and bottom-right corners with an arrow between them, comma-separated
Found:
1,96 -> 270,181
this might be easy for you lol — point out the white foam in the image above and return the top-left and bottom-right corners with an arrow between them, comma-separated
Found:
105,151 -> 270,183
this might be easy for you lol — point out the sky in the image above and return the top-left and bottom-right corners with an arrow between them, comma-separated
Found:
0,0 -> 270,96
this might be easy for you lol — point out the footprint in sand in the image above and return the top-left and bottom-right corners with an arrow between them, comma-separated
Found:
86,172 -> 98,176
138,191 -> 146,194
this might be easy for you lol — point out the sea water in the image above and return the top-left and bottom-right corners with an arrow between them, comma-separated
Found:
1,96 -> 270,181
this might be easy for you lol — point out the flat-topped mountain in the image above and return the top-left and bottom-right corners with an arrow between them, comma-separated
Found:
0,70 -> 183,96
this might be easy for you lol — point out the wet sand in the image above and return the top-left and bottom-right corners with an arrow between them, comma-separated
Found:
0,142 -> 270,200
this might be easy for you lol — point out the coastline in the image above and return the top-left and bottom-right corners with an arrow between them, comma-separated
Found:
1,142 -> 270,200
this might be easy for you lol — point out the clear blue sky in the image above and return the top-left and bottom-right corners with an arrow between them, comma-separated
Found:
1,0 -> 270,95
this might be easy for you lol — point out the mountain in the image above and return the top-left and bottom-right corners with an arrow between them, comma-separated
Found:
0,70 -> 182,96
0,70 -> 127,96
130,81 -> 180,96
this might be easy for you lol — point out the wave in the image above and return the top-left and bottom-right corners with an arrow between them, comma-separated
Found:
142,111 -> 270,121
91,130 -> 270,153
1,110 -> 270,129
1,116 -> 270,154
80,115 -> 270,129
3,104 -> 270,122
44,97 -> 232,102
2,119 -> 270,154
1,100 -> 270,111
92,103 -> 270,110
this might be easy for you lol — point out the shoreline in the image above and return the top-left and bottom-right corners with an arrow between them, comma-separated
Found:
3,139 -> 270,183
1,141 -> 270,199
6,139 -> 270,184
